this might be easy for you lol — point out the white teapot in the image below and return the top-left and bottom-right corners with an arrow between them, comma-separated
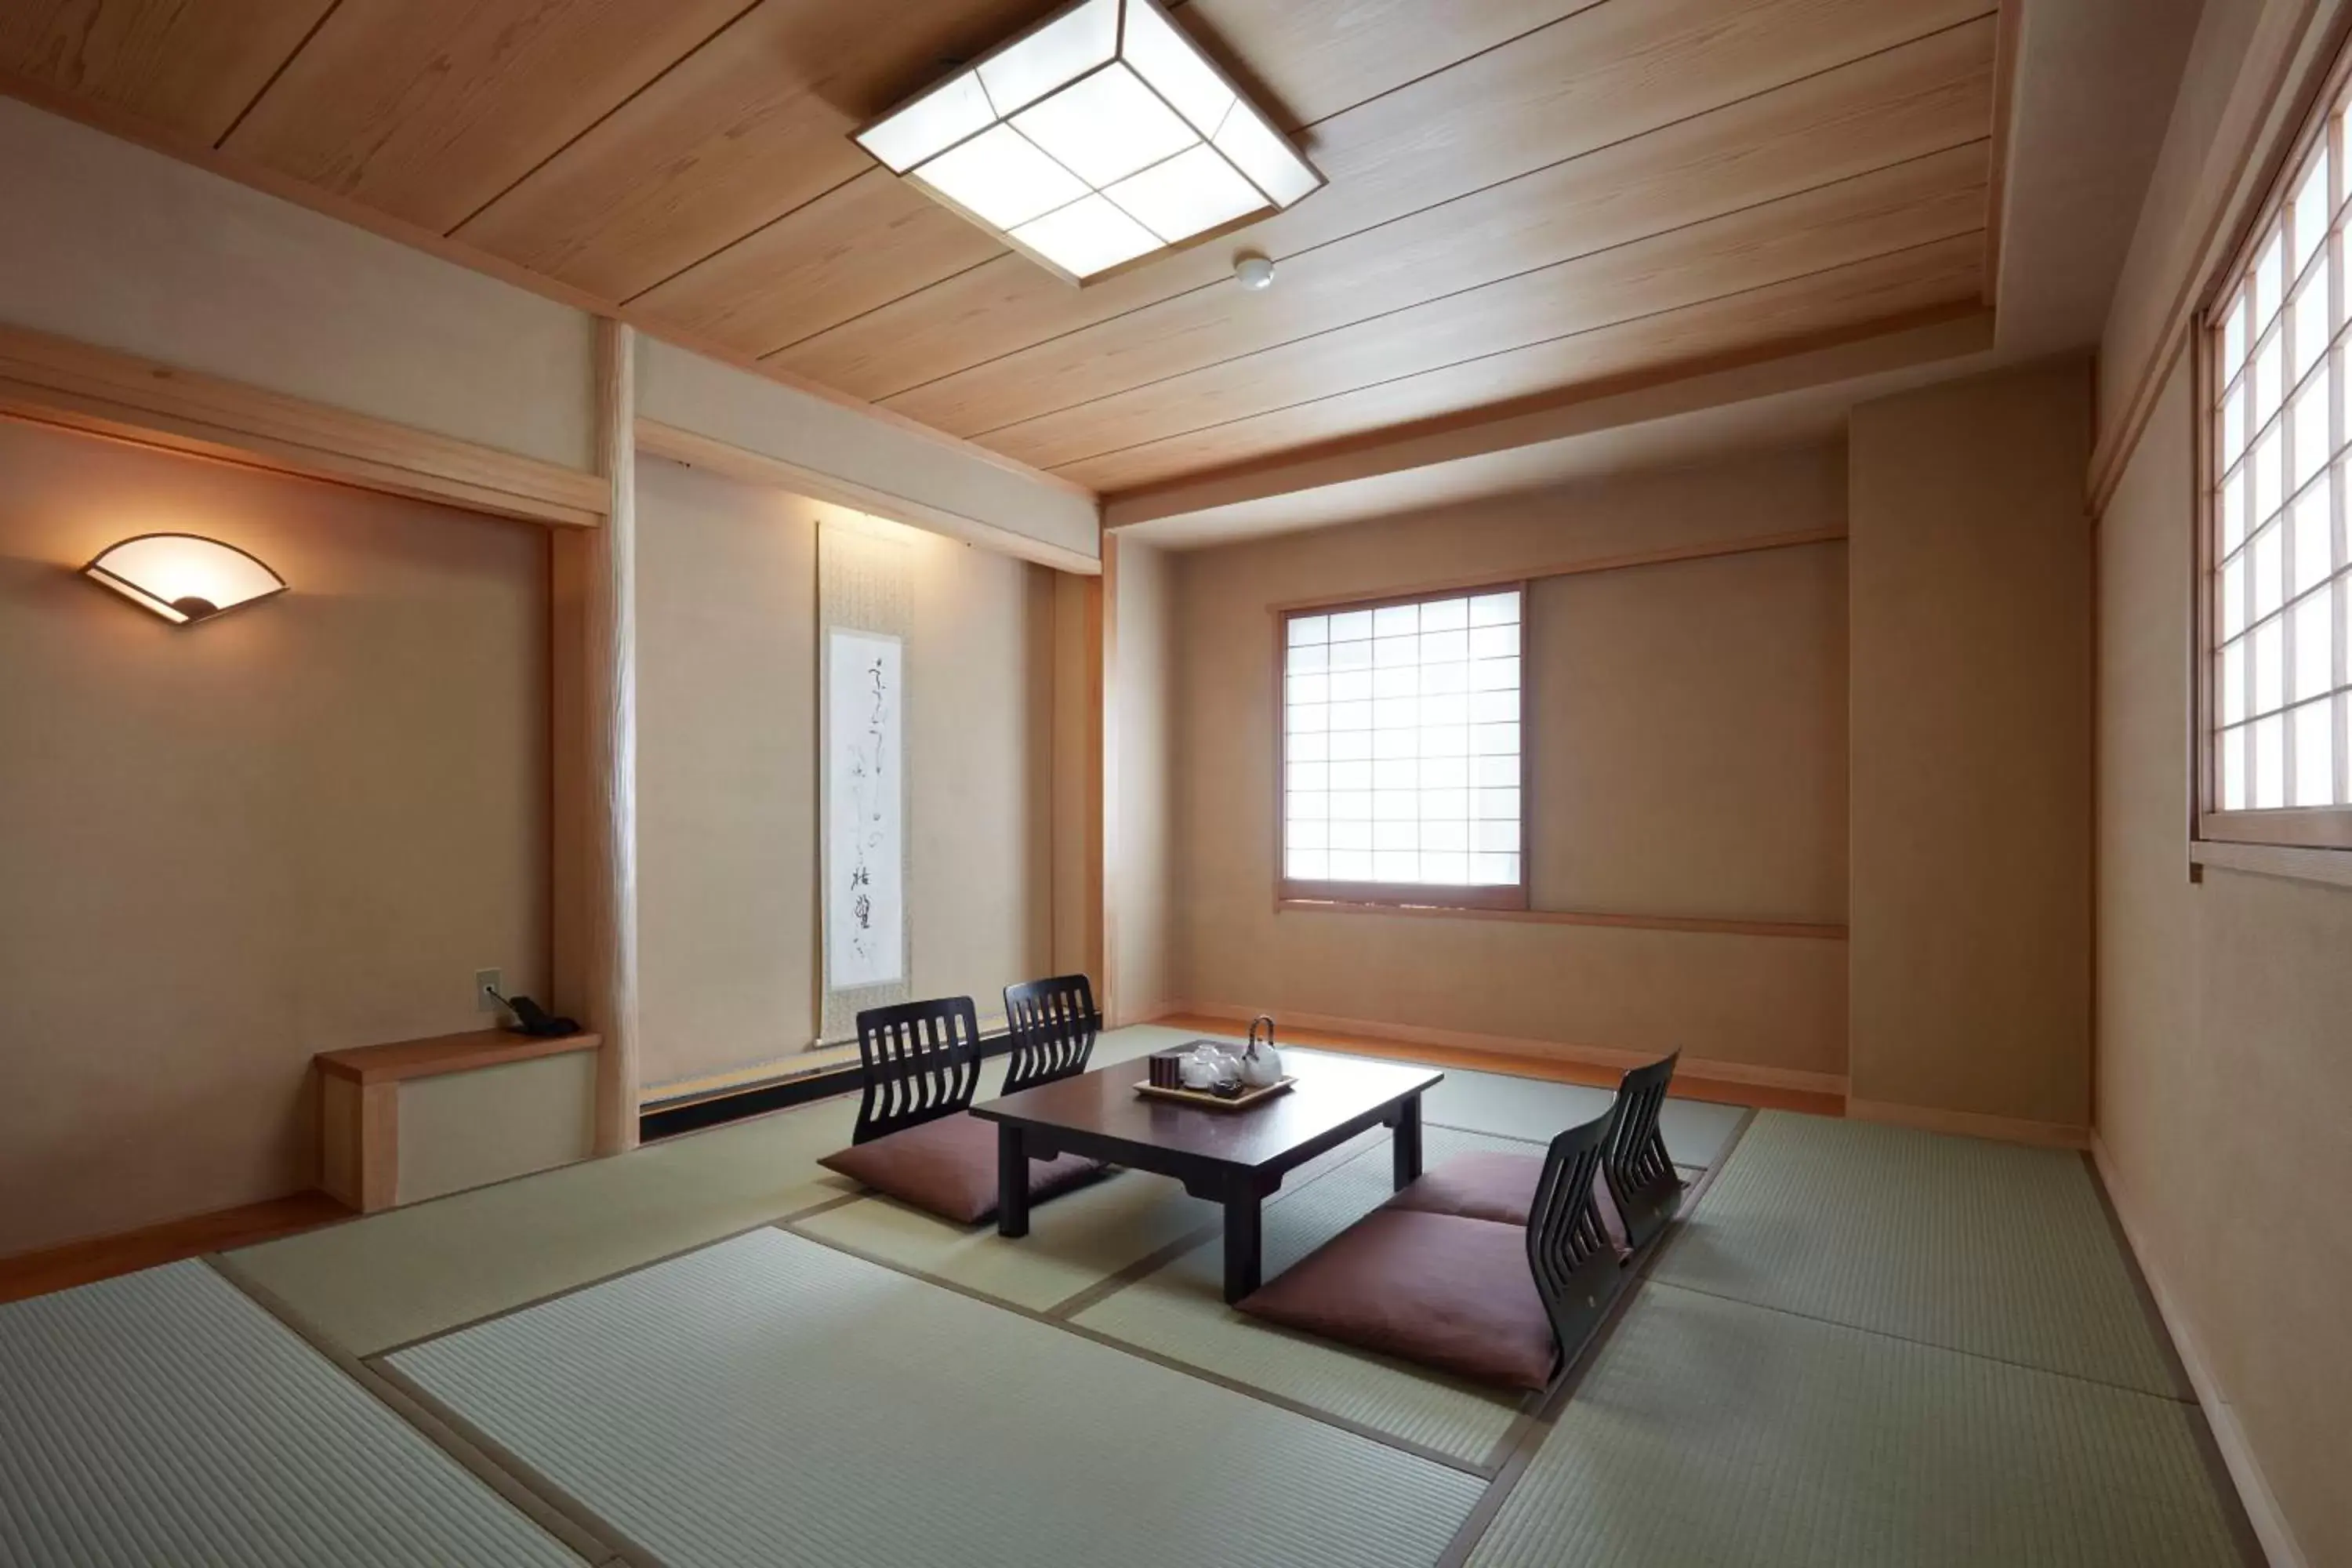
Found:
1237,1014 -> 1283,1087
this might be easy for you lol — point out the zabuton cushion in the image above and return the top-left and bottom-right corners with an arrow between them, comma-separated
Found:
1386,1151 -> 1635,1255
1237,1208 -> 1557,1392
818,1113 -> 1106,1225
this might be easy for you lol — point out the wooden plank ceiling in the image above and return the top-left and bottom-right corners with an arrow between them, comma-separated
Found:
0,0 -> 2002,498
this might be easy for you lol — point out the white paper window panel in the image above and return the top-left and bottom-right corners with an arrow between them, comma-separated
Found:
2210,103 -> 2352,813
1283,589 -> 1521,886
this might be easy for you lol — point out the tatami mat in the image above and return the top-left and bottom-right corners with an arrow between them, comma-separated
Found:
230,1093 -> 865,1356
390,1229 -> 1483,1568
225,1022 -> 1719,1360
792,1169 -> 1218,1312
0,1261 -> 583,1568
1073,1127 -> 1533,1466
1468,1282 -> 2241,1568
1653,1112 -> 2183,1395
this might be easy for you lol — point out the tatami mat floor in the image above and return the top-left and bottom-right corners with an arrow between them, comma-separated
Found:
0,1263 -> 588,1567
391,1229 -> 1484,1568
0,1029 -> 2258,1566
1469,1281 -> 2242,1568
1651,1112 -> 2185,1396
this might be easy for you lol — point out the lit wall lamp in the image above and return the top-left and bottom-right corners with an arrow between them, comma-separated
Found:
82,533 -> 286,625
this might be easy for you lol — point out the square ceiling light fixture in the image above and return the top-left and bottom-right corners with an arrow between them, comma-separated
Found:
853,0 -> 1321,285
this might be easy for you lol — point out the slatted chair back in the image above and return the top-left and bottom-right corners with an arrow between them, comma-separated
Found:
1523,1109 -> 1621,1377
1600,1051 -> 1684,1252
1001,975 -> 1100,1096
851,996 -> 982,1145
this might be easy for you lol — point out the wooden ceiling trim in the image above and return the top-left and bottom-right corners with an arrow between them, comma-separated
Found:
220,0 -> 754,234
452,0 -> 1051,303
982,142 -> 1989,471
885,21 -> 1995,438
1177,0 -> 1606,134
636,0 -> 1624,370
626,169 -> 1004,351
0,0 -> 337,145
590,0 -> 1605,366
768,0 -> 1994,401
1058,238 -> 1987,492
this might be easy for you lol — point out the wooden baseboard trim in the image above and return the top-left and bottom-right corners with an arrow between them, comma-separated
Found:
0,322 -> 607,528
1109,1000 -> 1181,1031
2090,1136 -> 2308,1568
1845,1097 -> 2089,1150
1171,1002 -> 1848,1098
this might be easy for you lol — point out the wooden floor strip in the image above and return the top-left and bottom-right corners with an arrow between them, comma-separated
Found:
0,1192 -> 350,1305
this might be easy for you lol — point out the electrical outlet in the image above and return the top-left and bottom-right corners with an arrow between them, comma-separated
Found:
476,968 -> 504,1014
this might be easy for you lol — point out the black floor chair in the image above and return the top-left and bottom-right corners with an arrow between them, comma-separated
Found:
1001,974 -> 1101,1094
1597,1051 -> 1685,1253
816,993 -> 1108,1225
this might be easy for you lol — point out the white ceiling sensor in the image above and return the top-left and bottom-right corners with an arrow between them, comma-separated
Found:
852,0 -> 1321,285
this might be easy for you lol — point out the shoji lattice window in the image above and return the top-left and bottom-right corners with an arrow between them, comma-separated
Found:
2206,79 -> 2352,849
1279,586 -> 1527,909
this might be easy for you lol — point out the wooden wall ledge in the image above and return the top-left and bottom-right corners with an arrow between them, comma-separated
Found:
315,1028 -> 601,1086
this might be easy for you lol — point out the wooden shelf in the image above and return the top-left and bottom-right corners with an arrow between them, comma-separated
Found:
315,1028 -> 601,1087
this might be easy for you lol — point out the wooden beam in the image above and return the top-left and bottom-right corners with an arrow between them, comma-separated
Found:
633,417 -> 1101,575
559,320 -> 642,1156
0,321 -> 606,527
1101,306 -> 1992,530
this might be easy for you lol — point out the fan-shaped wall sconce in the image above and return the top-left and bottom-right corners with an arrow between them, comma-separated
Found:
83,533 -> 286,625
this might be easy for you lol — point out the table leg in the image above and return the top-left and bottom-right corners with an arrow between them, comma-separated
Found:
1392,1092 -> 1424,1191
996,1123 -> 1030,1239
1221,1191 -> 1262,1304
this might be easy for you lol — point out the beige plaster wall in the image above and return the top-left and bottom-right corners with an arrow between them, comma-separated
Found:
1846,358 -> 2095,1131
0,419 -> 549,1256
1167,445 -> 1852,1080
1111,538 -> 1178,1023
0,96 -> 597,470
2096,350 -> 2352,1568
633,458 -> 1053,1091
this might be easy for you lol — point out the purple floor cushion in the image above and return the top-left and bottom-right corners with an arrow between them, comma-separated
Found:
819,1114 -> 1107,1225
1238,1208 -> 1558,1392
1385,1150 -> 1544,1225
1387,1150 -> 1635,1254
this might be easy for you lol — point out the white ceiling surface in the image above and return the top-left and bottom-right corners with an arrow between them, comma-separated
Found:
1122,0 -> 2210,550
1993,0 -> 2208,354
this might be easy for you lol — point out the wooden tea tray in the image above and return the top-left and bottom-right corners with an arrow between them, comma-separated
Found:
1134,1076 -> 1297,1112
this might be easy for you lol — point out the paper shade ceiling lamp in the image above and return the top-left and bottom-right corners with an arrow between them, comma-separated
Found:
853,0 -> 1321,284
83,534 -> 286,625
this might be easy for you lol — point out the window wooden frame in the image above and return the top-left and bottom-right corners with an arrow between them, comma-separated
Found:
2195,32 -> 2352,857
1274,581 -> 1530,913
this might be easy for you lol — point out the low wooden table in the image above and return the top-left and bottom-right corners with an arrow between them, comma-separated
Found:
970,1053 -> 1443,1303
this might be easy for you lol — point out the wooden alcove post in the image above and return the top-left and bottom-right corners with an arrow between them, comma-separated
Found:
554,318 -> 641,1155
